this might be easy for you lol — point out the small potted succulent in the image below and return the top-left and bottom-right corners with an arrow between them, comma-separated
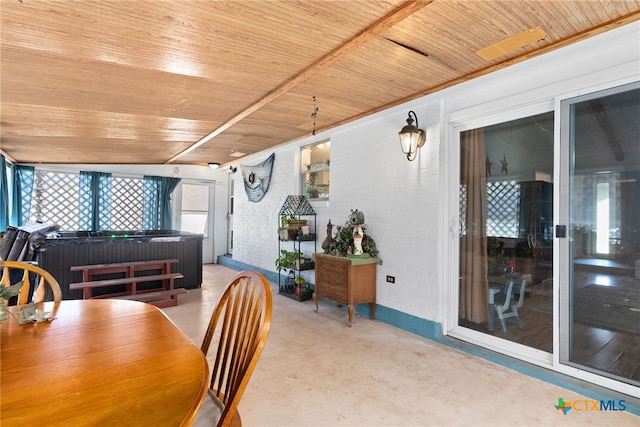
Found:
293,276 -> 306,296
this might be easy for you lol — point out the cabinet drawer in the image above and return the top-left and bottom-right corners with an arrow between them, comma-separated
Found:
318,256 -> 349,274
320,281 -> 347,303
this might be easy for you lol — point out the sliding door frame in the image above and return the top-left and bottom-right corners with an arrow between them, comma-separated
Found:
554,81 -> 640,396
441,81 -> 639,397
443,100 -> 555,368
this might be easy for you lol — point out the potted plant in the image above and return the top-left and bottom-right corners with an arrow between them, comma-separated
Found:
275,249 -> 302,274
325,212 -> 379,258
293,276 -> 305,296
287,217 -> 308,240
278,215 -> 292,240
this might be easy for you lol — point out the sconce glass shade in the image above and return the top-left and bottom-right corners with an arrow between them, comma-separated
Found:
398,111 -> 425,161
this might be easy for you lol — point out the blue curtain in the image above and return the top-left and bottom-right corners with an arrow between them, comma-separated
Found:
10,165 -> 35,227
0,156 -> 8,230
143,176 -> 180,230
1,158 -> 36,229
79,171 -> 112,231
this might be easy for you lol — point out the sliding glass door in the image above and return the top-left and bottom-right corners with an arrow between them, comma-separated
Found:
560,82 -> 640,386
453,81 -> 639,394
458,111 -> 554,353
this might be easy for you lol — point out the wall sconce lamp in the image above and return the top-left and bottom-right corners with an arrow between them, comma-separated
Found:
398,110 -> 425,161
227,165 -> 238,174
208,162 -> 220,170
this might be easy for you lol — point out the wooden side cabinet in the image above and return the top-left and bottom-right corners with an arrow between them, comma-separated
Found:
313,253 -> 378,326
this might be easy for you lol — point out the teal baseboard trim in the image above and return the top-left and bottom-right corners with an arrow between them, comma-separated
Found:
216,256 -> 280,284
215,256 -> 639,416
355,303 -> 443,340
216,255 -> 317,290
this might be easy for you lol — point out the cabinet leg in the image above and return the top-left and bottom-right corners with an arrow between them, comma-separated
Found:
313,292 -> 318,313
347,305 -> 354,327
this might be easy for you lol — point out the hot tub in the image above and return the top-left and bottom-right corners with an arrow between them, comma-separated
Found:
36,230 -> 203,299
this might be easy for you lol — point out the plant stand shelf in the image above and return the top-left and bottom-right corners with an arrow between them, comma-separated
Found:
278,285 -> 313,302
277,195 -> 317,302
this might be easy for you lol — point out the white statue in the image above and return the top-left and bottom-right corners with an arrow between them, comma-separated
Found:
353,226 -> 363,255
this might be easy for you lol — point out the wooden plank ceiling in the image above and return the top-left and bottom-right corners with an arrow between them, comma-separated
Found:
1,0 -> 639,166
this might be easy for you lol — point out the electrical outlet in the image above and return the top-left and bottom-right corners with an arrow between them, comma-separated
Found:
386,275 -> 395,283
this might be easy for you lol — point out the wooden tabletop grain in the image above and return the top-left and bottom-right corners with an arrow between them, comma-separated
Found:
1,299 -> 208,426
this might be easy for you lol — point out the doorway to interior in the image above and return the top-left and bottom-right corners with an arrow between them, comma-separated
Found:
178,180 -> 215,264
451,81 -> 640,393
457,111 -> 555,355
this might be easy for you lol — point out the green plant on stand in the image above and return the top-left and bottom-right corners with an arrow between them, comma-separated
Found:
275,249 -> 302,274
278,215 -> 294,240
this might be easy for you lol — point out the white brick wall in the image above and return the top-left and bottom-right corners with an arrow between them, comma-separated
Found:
230,101 -> 443,320
225,20 -> 640,325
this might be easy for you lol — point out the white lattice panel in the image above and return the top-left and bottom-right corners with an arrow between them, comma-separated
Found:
29,171 -> 145,231
111,177 -> 143,230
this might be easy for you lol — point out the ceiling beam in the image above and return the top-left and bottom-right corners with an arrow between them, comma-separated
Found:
165,0 -> 432,164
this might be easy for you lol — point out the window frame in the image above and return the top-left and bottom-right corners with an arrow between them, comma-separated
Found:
300,140 -> 330,201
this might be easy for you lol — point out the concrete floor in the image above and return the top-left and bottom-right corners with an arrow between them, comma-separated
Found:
163,264 -> 639,427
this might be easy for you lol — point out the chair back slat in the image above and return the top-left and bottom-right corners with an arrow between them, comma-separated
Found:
0,261 -> 62,305
200,270 -> 272,427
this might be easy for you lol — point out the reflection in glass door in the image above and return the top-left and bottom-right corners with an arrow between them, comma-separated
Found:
458,111 -> 554,353
561,83 -> 640,386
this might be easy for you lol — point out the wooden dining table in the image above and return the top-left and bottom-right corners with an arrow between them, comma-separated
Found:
1,299 -> 208,426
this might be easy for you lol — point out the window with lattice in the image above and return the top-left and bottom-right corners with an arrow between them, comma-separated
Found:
30,170 -> 79,230
110,177 -> 144,229
487,180 -> 520,238
29,170 -> 144,230
459,180 -> 520,238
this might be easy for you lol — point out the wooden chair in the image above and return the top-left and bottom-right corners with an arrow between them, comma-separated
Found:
1,260 -> 62,305
193,270 -> 273,427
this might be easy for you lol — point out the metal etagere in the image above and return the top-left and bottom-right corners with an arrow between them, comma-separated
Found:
278,195 -> 316,301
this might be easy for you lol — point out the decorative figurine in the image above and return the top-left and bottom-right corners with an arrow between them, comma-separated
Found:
353,226 -> 363,255
348,209 -> 365,225
322,219 -> 333,250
